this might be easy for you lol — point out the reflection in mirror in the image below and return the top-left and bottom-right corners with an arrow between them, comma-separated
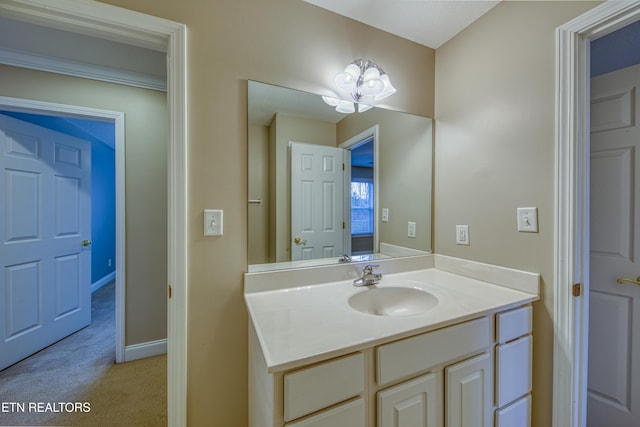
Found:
248,80 -> 432,271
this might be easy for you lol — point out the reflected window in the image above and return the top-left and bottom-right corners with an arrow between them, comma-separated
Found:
351,179 -> 374,235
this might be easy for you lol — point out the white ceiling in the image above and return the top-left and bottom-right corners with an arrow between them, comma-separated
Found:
303,0 -> 501,49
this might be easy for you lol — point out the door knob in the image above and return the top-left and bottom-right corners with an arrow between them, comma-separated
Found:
82,240 -> 93,247
293,237 -> 307,246
616,276 -> 640,286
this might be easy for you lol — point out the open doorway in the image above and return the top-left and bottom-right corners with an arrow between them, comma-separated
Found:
341,125 -> 379,258
348,137 -> 375,255
0,3 -> 189,424
554,2 -> 640,426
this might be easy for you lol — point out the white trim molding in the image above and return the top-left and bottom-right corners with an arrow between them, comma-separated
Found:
91,271 -> 116,294
125,338 -> 168,362
0,2 -> 189,427
0,47 -> 167,92
554,2 -> 640,427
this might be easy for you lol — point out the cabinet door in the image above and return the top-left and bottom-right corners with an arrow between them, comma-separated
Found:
378,372 -> 443,427
446,353 -> 491,427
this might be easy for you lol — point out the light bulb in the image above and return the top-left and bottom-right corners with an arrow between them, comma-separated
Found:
375,74 -> 397,100
334,63 -> 360,91
360,66 -> 383,96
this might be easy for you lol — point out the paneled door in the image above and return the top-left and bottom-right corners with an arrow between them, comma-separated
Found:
446,353 -> 492,427
0,114 -> 91,370
588,63 -> 640,426
378,372 -> 443,427
290,142 -> 344,261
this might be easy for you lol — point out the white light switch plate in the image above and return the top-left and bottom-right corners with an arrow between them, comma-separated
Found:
204,209 -> 223,236
517,207 -> 538,233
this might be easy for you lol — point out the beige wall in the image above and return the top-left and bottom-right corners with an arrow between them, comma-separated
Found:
434,2 -> 599,426
98,0 -> 435,425
0,64 -> 168,346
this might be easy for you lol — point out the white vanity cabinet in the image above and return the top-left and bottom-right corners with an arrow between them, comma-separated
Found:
246,257 -> 539,427
250,307 -> 534,427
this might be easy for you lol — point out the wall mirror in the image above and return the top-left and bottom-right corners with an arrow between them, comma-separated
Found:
248,80 -> 432,271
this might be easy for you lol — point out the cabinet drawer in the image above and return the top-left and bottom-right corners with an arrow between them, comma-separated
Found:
496,306 -> 532,344
496,335 -> 532,407
284,352 -> 364,421
285,398 -> 365,427
377,317 -> 490,386
495,395 -> 531,427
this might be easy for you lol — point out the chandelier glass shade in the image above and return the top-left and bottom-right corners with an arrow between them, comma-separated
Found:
324,59 -> 396,113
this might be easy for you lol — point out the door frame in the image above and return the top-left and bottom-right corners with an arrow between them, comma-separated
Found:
0,96 -> 126,362
554,1 -> 640,426
0,1 -> 188,426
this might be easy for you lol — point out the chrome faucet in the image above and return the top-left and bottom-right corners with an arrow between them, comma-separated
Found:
353,264 -> 382,287
339,253 -> 351,263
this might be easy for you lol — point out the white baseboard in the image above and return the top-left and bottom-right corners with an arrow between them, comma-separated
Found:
91,271 -> 116,293
124,338 -> 167,362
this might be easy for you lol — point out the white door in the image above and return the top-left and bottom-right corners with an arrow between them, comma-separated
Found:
588,63 -> 640,427
290,142 -> 344,261
0,113 -> 91,371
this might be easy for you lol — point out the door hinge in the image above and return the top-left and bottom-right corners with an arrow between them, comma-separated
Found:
572,283 -> 581,297
168,284 -> 172,299
343,221 -> 345,229
342,163 -> 345,171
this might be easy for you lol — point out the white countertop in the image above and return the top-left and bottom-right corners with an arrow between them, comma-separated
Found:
245,261 -> 539,373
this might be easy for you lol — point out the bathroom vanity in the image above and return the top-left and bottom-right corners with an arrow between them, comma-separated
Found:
245,255 -> 539,427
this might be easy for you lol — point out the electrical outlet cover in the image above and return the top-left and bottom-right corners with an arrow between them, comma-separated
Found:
456,225 -> 470,245
408,221 -> 416,238
382,208 -> 389,222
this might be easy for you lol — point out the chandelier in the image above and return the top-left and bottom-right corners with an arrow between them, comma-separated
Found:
322,59 -> 396,114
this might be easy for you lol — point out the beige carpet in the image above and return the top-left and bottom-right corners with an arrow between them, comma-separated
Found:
0,282 -> 167,426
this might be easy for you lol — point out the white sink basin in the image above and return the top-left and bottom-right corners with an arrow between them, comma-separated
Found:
348,286 -> 438,316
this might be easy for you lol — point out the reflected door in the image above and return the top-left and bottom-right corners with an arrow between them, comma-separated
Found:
588,63 -> 640,427
0,114 -> 91,370
290,142 -> 344,261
